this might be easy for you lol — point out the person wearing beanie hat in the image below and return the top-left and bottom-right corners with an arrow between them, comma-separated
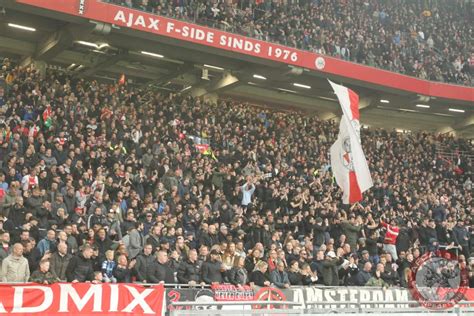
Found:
201,249 -> 223,284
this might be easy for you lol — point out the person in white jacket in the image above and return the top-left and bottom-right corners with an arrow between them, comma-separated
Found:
1,243 -> 30,282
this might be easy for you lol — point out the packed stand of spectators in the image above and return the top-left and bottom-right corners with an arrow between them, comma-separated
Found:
0,60 -> 473,288
105,0 -> 473,86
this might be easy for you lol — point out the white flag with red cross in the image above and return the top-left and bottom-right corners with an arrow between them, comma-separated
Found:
329,80 -> 373,204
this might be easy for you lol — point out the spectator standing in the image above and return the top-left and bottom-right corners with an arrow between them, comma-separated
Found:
201,249 -> 224,284
66,245 -> 95,282
49,242 -> 72,281
380,217 -> 400,260
113,254 -> 135,283
101,250 -> 117,283
341,214 -> 362,251
228,256 -> 248,286
1,243 -> 30,282
0,231 -> 11,264
37,230 -> 57,257
313,217 -> 328,250
147,250 -> 175,284
127,222 -> 144,259
453,219 -> 470,258
240,176 -> 256,210
177,249 -> 202,285
321,251 -> 343,286
135,244 -> 155,282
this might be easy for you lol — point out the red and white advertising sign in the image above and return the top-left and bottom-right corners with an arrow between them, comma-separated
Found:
0,283 -> 165,315
15,0 -> 474,103
211,284 -> 255,301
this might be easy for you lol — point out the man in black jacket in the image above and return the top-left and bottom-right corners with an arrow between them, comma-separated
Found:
354,262 -> 373,286
313,217 -> 328,250
135,244 -> 154,282
177,249 -> 202,285
199,225 -> 219,249
65,245 -> 95,282
147,250 -> 175,284
94,228 -> 115,263
144,224 -> 161,254
201,249 -> 223,284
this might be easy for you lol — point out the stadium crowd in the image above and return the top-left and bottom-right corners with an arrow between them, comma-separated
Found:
0,60 -> 473,288
106,0 -> 473,86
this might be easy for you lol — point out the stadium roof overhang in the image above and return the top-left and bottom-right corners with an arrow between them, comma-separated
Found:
0,0 -> 472,137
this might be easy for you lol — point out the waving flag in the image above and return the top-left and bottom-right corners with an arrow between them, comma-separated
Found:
329,80 -> 373,204
195,144 -> 217,161
42,105 -> 53,128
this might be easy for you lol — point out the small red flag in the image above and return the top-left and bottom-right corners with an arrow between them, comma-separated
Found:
118,73 -> 126,85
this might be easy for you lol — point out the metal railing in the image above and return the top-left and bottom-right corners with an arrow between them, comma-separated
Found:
170,301 -> 303,316
435,145 -> 474,166
305,300 -> 474,314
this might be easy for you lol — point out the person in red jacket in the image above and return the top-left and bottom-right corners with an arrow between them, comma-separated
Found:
380,217 -> 400,260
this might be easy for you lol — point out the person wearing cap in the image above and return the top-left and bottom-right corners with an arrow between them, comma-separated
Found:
218,224 -> 229,243
159,239 -> 170,252
321,250 -> 343,286
201,249 -> 223,284
184,231 -> 197,250
236,229 -> 246,241
358,250 -> 372,269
